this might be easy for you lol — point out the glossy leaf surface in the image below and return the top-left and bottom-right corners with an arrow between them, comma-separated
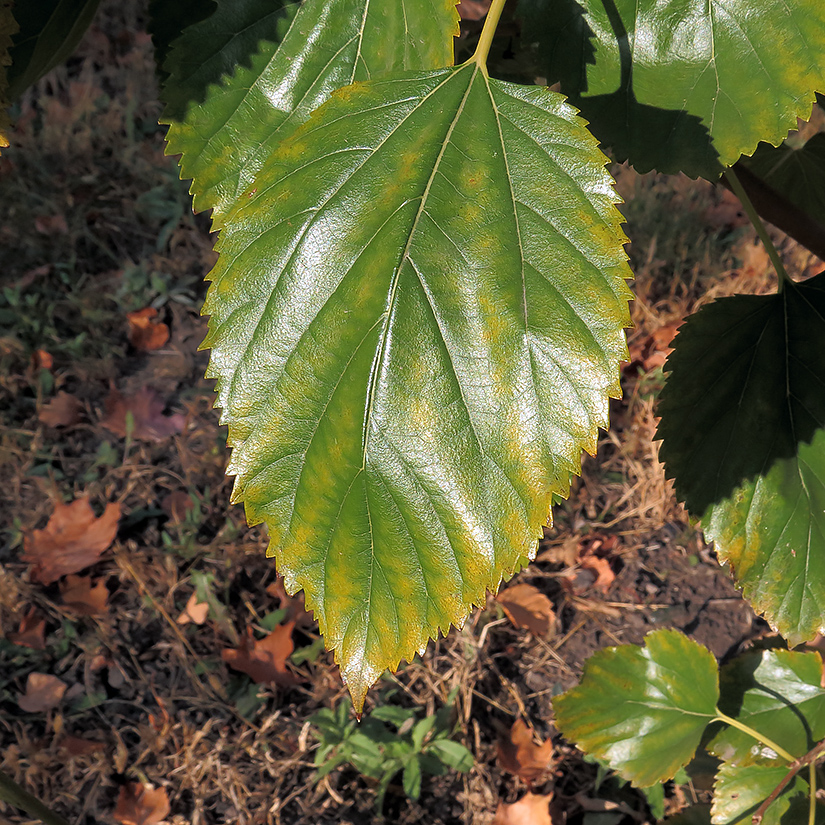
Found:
711,762 -> 807,825
522,0 -> 825,178
711,650 -> 825,766
553,630 -> 718,786
203,61 -> 631,709
742,133 -> 825,225
162,0 -> 459,223
657,273 -> 825,644
6,0 -> 101,98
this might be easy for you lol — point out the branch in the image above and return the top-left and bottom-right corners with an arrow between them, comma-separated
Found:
724,161 -> 825,263
752,739 -> 825,825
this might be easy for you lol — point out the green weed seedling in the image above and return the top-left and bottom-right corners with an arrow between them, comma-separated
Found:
310,696 -> 473,813
554,629 -> 825,824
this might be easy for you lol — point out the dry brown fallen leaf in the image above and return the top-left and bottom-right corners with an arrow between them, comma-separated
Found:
38,391 -> 84,428
18,672 -> 67,712
497,583 -> 556,636
34,213 -> 68,234
8,606 -> 46,650
113,782 -> 170,825
101,386 -> 185,442
497,719 -> 555,786
59,735 -> 107,756
176,592 -> 209,625
222,622 -> 296,686
21,497 -> 121,585
456,0 -> 491,19
266,576 -> 316,629
493,792 -> 555,825
127,307 -> 170,352
160,490 -> 194,523
60,574 -> 109,615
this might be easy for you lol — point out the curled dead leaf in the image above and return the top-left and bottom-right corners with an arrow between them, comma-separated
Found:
21,497 -> 120,585
161,490 -> 194,523
222,623 -> 297,686
113,782 -> 170,825
176,592 -> 208,625
18,672 -> 67,712
8,606 -> 46,649
497,583 -> 556,636
127,307 -> 170,352
493,792 -> 555,825
101,386 -> 185,442
39,391 -> 84,428
497,719 -> 555,786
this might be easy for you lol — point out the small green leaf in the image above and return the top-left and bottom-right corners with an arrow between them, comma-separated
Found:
370,705 -> 417,727
6,0 -> 101,98
742,133 -> 825,225
523,0 -> 825,178
711,761 -> 807,825
163,0 -> 460,224
553,629 -> 718,787
657,273 -> 825,643
204,61 -> 631,710
711,649 -> 825,766
403,755 -> 422,799
426,739 -> 473,772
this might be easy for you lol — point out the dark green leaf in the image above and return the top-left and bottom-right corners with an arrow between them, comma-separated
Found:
371,705 -> 417,727
7,0 -> 101,98
657,273 -> 825,643
147,0 -> 217,82
523,0 -> 825,178
163,0 -> 460,223
742,133 -> 825,225
203,60 -> 631,710
711,761 -> 807,825
553,629 -> 718,787
426,739 -> 473,772
403,755 -> 422,799
0,1 -> 17,148
711,649 -> 825,766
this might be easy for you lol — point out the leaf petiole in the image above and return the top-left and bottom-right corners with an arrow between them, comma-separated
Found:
724,167 -> 793,293
470,0 -> 507,71
714,710 -> 796,763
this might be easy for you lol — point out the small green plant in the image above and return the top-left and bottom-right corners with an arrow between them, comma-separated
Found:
310,696 -> 473,812
554,628 -> 825,824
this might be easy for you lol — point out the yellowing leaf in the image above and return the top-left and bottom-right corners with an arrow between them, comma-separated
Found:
204,60 -> 630,711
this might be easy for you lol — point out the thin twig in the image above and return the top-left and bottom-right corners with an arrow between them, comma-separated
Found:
751,738 -> 825,824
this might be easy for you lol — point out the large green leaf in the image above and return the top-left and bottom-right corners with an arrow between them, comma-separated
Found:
552,630 -> 718,787
203,60 -> 631,709
147,0 -> 217,82
521,0 -> 825,178
711,650 -> 825,766
162,0 -> 459,224
711,762 -> 808,825
657,274 -> 825,643
6,0 -> 101,99
742,133 -> 825,226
